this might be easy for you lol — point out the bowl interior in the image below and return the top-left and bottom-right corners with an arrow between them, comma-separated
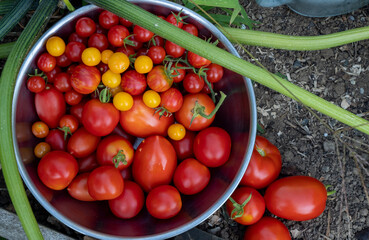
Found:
13,2 -> 256,239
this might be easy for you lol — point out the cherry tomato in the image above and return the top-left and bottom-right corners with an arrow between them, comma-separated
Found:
67,172 -> 95,201
56,53 -> 72,67
170,62 -> 186,83
81,47 -> 101,66
87,33 -> 109,52
147,65 -> 173,92
82,99 -> 120,136
264,176 -> 328,221
193,127 -> 231,167
37,53 -> 56,72
148,35 -> 165,48
183,72 -> 205,93
240,135 -> 282,189
35,85 -> 66,128
201,82 -> 214,94
70,64 -> 101,94
126,35 -> 143,50
243,217 -> 291,240
173,158 -> 210,195
65,89 -> 83,105
132,135 -> 177,192
166,12 -> 184,28
37,150 -> 79,190
108,52 -> 130,74
102,69 -> 121,88
99,10 -> 119,29
182,23 -> 198,36
160,88 -> 183,113
113,92 -> 134,111
59,114 -> 79,136
206,63 -> 224,83
134,55 -> 153,74
116,45 -> 135,56
119,17 -> 133,27
169,130 -> 196,161
96,62 -> 109,74
69,98 -> 86,122
68,32 -> 87,45
54,72 -> 71,92
101,49 -> 113,64
45,129 -> 68,151
77,153 -> 99,173
133,25 -> 154,42
108,181 -> 145,219
34,142 -> 51,158
46,36 -> 65,57
165,40 -> 185,58
147,46 -> 166,64
45,66 -> 61,84
88,165 -> 124,200
67,127 -> 101,158
226,187 -> 266,225
65,41 -> 86,62
120,70 -> 147,96
146,185 -> 182,219
75,17 -> 96,37
107,25 -> 130,47
31,121 -> 49,138
167,123 -> 186,141
142,90 -> 161,108
188,51 -> 211,68
27,76 -> 46,93
120,95 -> 174,138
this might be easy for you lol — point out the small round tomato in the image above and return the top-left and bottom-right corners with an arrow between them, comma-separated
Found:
101,49 -> 113,64
142,90 -> 161,108
88,33 -> 109,52
166,12 -> 184,28
96,135 -> 134,170
165,41 -> 185,58
226,187 -> 265,225
45,129 -> 68,151
75,17 -> 96,37
170,62 -> 186,83
147,46 -> 166,64
65,89 -> 83,105
108,52 -> 130,74
77,153 -> 99,173
81,47 -> 101,66
160,88 -> 183,113
88,165 -> 124,200
193,127 -> 231,167
31,121 -> 49,138
183,73 -> 205,93
182,23 -> 198,36
173,158 -> 210,195
34,142 -> 51,158
102,69 -> 121,88
54,72 -> 71,92
201,82 -> 214,94
59,114 -> 79,136
70,64 -> 101,94
65,41 -> 86,62
168,123 -> 186,141
120,70 -> 147,96
134,55 -> 153,74
147,65 -> 173,92
169,130 -> 196,161
206,63 -> 224,83
113,92 -> 134,111
107,25 -> 130,47
67,172 -> 95,201
46,36 -> 65,57
264,176 -> 328,221
67,127 -> 101,158
68,32 -> 87,44
97,62 -> 109,74
44,66 -> 61,83
37,150 -> 79,190
133,25 -> 154,42
27,76 -> 45,93
243,217 -> 291,240
119,17 -> 133,27
146,185 -> 182,219
99,10 -> 119,29
188,51 -> 211,68
109,181 -> 144,219
148,35 -> 165,48
56,53 -> 72,67
37,53 -> 56,72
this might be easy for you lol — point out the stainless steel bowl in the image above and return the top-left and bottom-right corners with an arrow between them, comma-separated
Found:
13,1 -> 257,239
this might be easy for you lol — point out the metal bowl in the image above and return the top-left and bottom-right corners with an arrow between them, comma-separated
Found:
13,1 -> 257,239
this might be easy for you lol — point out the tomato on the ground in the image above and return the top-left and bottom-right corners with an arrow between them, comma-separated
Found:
243,217 -> 291,240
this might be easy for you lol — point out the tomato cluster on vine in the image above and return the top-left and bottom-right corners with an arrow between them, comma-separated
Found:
27,9 -> 232,220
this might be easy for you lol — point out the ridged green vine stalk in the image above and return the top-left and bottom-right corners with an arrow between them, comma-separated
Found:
0,0 -> 15,15
0,0 -> 58,239
220,26 -> 369,50
0,41 -> 15,59
88,0 -> 369,135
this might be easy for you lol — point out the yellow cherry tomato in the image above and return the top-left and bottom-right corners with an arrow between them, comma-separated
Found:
81,47 -> 101,66
46,36 -> 65,57
143,90 -> 161,108
134,55 -> 153,74
108,52 -> 130,74
168,123 -> 186,141
101,49 -> 114,64
113,92 -> 133,111
102,69 -> 121,88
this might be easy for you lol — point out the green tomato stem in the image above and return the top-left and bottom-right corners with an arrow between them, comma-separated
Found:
229,194 -> 252,220
112,150 -> 127,168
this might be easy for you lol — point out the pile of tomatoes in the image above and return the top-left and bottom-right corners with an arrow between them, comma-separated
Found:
27,9 -> 233,220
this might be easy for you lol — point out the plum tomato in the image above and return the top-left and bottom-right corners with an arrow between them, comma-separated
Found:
67,127 -> 100,158
88,165 -> 124,200
108,181 -> 145,219
226,187 -> 265,225
70,64 -> 101,94
173,158 -> 210,195
67,172 -> 95,201
133,25 -> 154,42
132,135 -> 177,192
45,129 -> 68,151
27,75 -> 46,93
183,72 -> 205,93
188,51 -> 211,68
37,150 -> 79,190
147,65 -> 173,92
37,53 -> 56,72
146,185 -> 182,219
169,130 -> 196,161
75,17 -> 96,37
99,10 -> 119,29
160,87 -> 183,113
243,217 -> 291,240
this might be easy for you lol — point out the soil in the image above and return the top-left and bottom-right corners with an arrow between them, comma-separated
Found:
1,1 -> 369,240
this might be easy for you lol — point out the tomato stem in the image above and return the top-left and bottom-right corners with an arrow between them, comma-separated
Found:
58,126 -> 72,140
197,66 -> 216,102
255,145 -> 266,157
325,185 -> 336,196
112,150 -> 127,168
154,106 -> 173,118
99,87 -> 111,103
229,194 -> 252,219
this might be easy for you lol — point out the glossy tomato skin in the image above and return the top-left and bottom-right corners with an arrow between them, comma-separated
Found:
75,17 -> 96,37
67,127 -> 100,158
82,99 -> 120,136
35,85 -> 66,128
160,88 -> 183,113
37,151 -> 78,190
243,217 -> 291,240
88,165 -> 124,200
120,95 -> 174,138
175,93 -> 215,131
182,23 -> 198,36
173,158 -> 210,195
109,181 -> 145,219
108,25 -> 130,47
206,63 -> 224,83
37,53 -> 56,72
54,72 -> 72,92
226,187 -> 265,225
193,127 -> 231,167
133,25 -> 154,42
264,176 -> 327,221
147,46 -> 166,64
188,51 -> 211,68
132,135 -> 177,192
169,130 -> 196,161
120,70 -> 147,96
77,153 -> 99,173
147,65 -> 173,92
165,41 -> 185,58
88,33 -> 109,52
96,135 -> 134,170
65,41 -> 86,62
45,129 -> 68,151
146,185 -> 182,219
240,135 -> 282,189
67,172 -> 95,201
99,10 -> 119,29
70,64 -> 101,94
183,72 -> 205,93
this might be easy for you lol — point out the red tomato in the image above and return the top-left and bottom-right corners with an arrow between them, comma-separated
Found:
44,66 -> 61,83
70,64 -> 101,94
226,187 -> 265,225
37,53 -> 56,72
108,181 -> 145,219
67,172 -> 95,201
127,35 -> 143,50
120,95 -> 174,138
173,158 -> 210,195
88,33 -> 109,52
59,114 -> 79,136
188,51 -> 211,68
54,72 -> 71,92
147,65 -> 173,92
132,135 -> 177,192
68,32 -> 87,45
182,23 -> 198,36
56,52 -> 72,67
243,217 -> 291,240
35,85 -> 66,128
160,88 -> 183,113
240,135 -> 282,189
107,25 -> 130,47
81,99 -> 119,136
65,41 -> 86,62
146,185 -> 182,219
111,124 -> 136,145
206,63 -> 224,83
169,130 -> 196,161
193,127 -> 231,167
65,89 -> 83,105
147,46 -> 166,64
116,45 -> 135,56
120,70 -> 147,96
27,76 -> 45,93
78,153 -> 99,173
165,41 -> 185,58
166,12 -> 184,28
119,17 -> 133,27
170,62 -> 186,83
67,127 -> 100,158
175,93 -> 215,131
133,25 -> 154,42
45,129 -> 68,151
75,17 -> 96,37
69,98 -> 86,121
120,167 -> 132,180
99,10 -> 119,29
96,135 -> 134,170
183,72 -> 205,93
264,176 -> 328,221
148,35 -> 165,48
37,150 -> 78,190
88,165 -> 124,200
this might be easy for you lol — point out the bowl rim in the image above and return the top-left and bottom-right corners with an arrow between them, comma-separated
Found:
12,1 -> 257,239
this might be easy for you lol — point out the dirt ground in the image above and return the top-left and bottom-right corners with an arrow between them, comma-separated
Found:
1,1 -> 369,240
